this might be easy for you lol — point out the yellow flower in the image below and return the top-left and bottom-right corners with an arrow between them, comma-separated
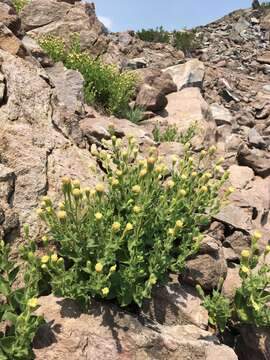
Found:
112,222 -> 121,231
121,150 -> 128,159
149,274 -> 157,285
227,187 -> 235,194
41,255 -> 49,264
95,183 -> 105,193
241,250 -> 250,259
110,265 -> 117,272
101,287 -> 109,296
200,150 -> 207,157
201,186 -> 208,193
147,157 -> 156,165
132,185 -> 141,194
181,174 -> 187,181
42,235 -> 48,243
72,188 -> 81,198
215,165 -> 222,173
139,168 -> 147,177
167,180 -> 175,189
42,196 -> 51,203
90,189 -> 96,197
111,178 -> 119,186
51,253 -> 58,262
155,165 -> 163,174
125,223 -> 133,231
41,264 -> 47,271
133,206 -> 141,214
95,263 -> 103,272
209,145 -> 217,154
58,202 -> 65,210
57,257 -> 64,265
62,176 -> 71,185
168,228 -> 175,236
27,298 -> 38,308
172,155 -> 178,164
191,171 -> 197,177
179,189 -> 186,196
217,156 -> 225,165
116,170 -> 123,177
241,265 -> 250,274
175,220 -> 183,229
72,179 -> 80,188
253,231 -> 262,241
95,212 -> 103,221
57,211 -> 67,220
265,245 -> 270,254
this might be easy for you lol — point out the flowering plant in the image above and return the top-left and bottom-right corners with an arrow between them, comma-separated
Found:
36,136 -> 229,307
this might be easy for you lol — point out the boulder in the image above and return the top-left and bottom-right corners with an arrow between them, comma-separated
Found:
223,231 -> 251,257
0,1 -> 20,34
257,51 -> 270,65
210,103 -> 233,126
237,143 -> 270,178
228,165 -> 254,190
135,83 -> 168,112
0,23 -> 26,57
135,68 -> 177,95
222,265 -> 242,301
33,295 -> 238,360
22,35 -> 53,67
236,325 -> 270,360
163,59 -> 205,91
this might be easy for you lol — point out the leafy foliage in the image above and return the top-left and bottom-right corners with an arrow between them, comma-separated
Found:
12,0 -> 29,13
197,232 -> 270,332
0,231 -> 43,359
39,36 -> 137,118
34,135 -> 229,308
137,26 -> 170,44
152,123 -> 197,145
172,30 -> 199,54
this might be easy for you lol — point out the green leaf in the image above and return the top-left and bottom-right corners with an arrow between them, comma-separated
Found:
8,267 -> 20,284
2,312 -> 17,325
0,336 -> 15,355
0,278 -> 10,297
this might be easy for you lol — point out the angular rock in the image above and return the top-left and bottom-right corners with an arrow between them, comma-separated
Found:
210,103 -> 233,126
228,165 -> 254,190
236,325 -> 270,360
135,67 -> 177,95
0,23 -> 26,57
33,295 -> 237,360
0,72 -> 5,105
257,51 -> 270,65
0,1 -> 20,34
223,231 -> 251,257
237,143 -> 270,178
135,83 -> 168,112
222,265 -> 242,301
163,59 -> 205,91
22,35 -> 53,67
142,280 -> 208,329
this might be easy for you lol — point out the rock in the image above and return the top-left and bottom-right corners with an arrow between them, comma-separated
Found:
21,35 -> 53,67
0,72 -> 5,105
33,295 -> 237,360
135,68 -> 177,95
257,51 -> 270,65
0,23 -> 26,57
122,57 -> 147,70
210,103 -> 233,126
236,325 -> 270,360
135,83 -> 168,112
215,204 -> 253,232
223,231 -> 251,257
248,128 -> 267,149
46,62 -> 84,114
163,59 -> 205,91
237,143 -> 270,178
228,165 -> 254,190
182,237 -> 227,291
222,265 -> 242,301
0,1 -> 20,34
142,280 -> 208,329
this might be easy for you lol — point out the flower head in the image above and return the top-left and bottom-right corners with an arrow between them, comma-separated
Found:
72,188 -> 82,198
168,228 -> 175,236
253,230 -> 262,241
95,212 -> 103,221
27,298 -> 38,308
149,274 -> 157,285
57,211 -> 67,221
110,265 -> 117,272
139,168 -> 147,177
175,220 -> 183,229
62,177 -> 71,185
102,287 -> 109,296
72,180 -> 80,188
241,250 -> 250,259
41,255 -> 49,264
200,186 -> 208,193
241,265 -> 250,274
51,253 -> 58,262
95,263 -> 103,273
167,180 -> 175,189
111,178 -> 119,187
95,183 -> 105,193
125,223 -> 133,232
133,206 -> 141,214
112,222 -> 121,232
36,208 -> 44,216
132,185 -> 141,194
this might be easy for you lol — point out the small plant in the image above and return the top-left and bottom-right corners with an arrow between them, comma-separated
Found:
172,30 -> 199,54
123,106 -> 145,124
261,2 -> 270,8
153,123 -> 197,145
34,135 -> 229,308
39,36 -> 137,118
12,0 -> 29,13
137,26 -> 170,44
197,231 -> 270,333
0,229 -> 43,359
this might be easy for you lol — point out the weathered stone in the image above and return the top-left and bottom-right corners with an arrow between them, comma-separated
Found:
236,325 -> 270,360
0,2 -> 20,34
248,128 -> 267,149
223,231 -> 251,256
228,165 -> 254,190
135,83 -> 168,112
22,35 -> 53,67
135,67 -> 177,95
257,51 -> 270,65
142,280 -> 208,329
210,103 -> 233,126
0,23 -> 26,57
237,143 -> 270,178
222,265 -> 242,300
163,59 -> 205,91
33,295 -> 237,360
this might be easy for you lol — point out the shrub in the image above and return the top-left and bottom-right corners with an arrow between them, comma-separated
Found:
261,2 -> 270,8
137,26 -> 170,44
34,135 -> 230,308
122,106 -> 145,124
12,0 -> 29,13
197,231 -> 270,332
172,30 -> 199,54
152,123 -> 197,145
0,231 -> 43,359
39,36 -> 137,118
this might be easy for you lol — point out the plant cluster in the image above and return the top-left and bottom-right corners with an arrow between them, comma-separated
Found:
39,36 -> 137,118
0,230 -> 43,360
152,123 -> 197,145
12,0 -> 29,13
136,27 -> 199,54
34,135 -> 230,308
261,2 -> 270,8
197,231 -> 270,333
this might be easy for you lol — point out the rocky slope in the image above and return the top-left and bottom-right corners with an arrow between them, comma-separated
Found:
0,1 -> 270,359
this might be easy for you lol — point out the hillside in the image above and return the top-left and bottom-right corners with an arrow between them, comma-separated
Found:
0,1 -> 269,359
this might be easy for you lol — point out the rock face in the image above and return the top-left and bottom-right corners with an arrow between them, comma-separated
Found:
33,295 -> 237,360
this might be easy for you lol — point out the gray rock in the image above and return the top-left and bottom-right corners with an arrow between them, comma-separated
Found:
135,83 -> 168,112
237,143 -> 270,177
248,128 -> 267,149
210,103 -> 233,126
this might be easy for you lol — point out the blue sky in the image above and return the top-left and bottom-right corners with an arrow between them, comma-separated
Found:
93,0 -> 251,32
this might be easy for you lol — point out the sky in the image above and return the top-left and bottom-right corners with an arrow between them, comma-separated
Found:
93,0 -> 251,32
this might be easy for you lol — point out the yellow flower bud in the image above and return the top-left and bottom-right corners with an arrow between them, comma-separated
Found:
132,185 -> 141,194
241,250 -> 250,259
200,150 -> 207,157
125,223 -> 133,231
41,264 -> 47,271
116,170 -> 123,177
253,231 -> 262,241
36,208 -> 44,216
175,220 -> 183,229
111,178 -> 119,187
147,157 -> 156,165
57,257 -> 64,265
241,265 -> 250,274
95,183 -> 105,193
139,168 -> 147,177
227,187 -> 235,194
41,255 -> 49,264
62,177 -> 71,185
181,174 -> 187,181
58,202 -> 65,210
72,188 -> 81,198
168,228 -> 175,236
90,189 -> 96,197
191,171 -> 197,177
51,253 -> 58,262
133,206 -> 141,214
112,222 -> 121,232
27,298 -> 38,308
209,145 -> 217,154
95,212 -> 103,221
179,189 -> 186,196
95,263 -> 103,272
101,287 -> 109,296
265,245 -> 270,254
167,180 -> 175,189
72,180 -> 80,188
57,211 -> 67,220
46,207 -> 52,214
149,274 -> 157,285
201,186 -> 208,193
110,265 -> 117,272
